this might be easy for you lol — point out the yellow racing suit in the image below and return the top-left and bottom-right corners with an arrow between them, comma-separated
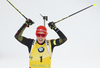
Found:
15,23 -> 67,68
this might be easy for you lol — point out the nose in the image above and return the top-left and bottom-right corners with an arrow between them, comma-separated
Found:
40,35 -> 42,38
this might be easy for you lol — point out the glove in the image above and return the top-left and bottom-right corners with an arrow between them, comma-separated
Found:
48,21 -> 56,29
25,19 -> 34,27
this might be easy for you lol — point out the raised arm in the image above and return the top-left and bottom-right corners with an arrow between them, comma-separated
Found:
14,19 -> 34,49
48,22 -> 67,46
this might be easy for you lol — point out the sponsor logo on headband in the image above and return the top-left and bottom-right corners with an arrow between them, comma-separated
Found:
37,29 -> 46,32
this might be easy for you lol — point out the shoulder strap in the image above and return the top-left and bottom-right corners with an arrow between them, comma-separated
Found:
46,40 -> 51,58
30,40 -> 36,54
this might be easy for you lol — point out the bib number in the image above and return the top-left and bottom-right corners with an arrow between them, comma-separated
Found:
40,56 -> 42,62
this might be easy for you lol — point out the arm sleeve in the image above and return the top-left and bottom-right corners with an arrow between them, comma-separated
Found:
51,27 -> 67,47
14,23 -> 34,51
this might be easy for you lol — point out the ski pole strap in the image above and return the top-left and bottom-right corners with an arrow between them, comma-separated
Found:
55,4 -> 96,24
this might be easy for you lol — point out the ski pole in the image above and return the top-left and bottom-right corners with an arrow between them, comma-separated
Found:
55,4 -> 96,24
7,0 -> 27,19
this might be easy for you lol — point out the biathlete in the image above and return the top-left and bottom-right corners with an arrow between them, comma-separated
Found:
15,19 -> 67,68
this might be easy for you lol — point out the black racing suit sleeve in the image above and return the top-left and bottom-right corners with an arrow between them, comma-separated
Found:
50,27 -> 67,52
14,23 -> 34,52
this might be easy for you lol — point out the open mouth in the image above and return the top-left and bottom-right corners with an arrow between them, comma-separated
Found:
39,39 -> 43,41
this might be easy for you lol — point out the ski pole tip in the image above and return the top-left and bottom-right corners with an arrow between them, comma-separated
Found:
93,4 -> 97,6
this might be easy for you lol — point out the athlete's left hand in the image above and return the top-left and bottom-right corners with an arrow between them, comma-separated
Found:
48,22 -> 56,29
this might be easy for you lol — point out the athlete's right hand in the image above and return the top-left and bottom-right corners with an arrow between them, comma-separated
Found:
25,19 -> 34,27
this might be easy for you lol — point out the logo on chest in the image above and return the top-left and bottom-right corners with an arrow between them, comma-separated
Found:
38,47 -> 45,53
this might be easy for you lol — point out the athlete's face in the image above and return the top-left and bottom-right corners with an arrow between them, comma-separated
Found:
36,32 -> 47,44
